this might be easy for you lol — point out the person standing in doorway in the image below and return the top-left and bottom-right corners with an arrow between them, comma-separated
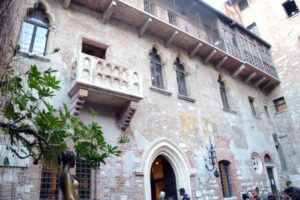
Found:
179,188 -> 190,200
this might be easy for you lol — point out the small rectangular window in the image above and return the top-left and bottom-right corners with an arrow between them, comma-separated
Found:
238,0 -> 249,11
264,105 -> 270,118
248,97 -> 256,116
82,42 -> 106,59
247,23 -> 260,36
283,0 -> 299,17
273,97 -> 288,112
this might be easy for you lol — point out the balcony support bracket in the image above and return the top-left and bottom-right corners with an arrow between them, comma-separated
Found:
215,56 -> 228,71
70,88 -> 88,116
204,50 -> 217,65
254,77 -> 266,87
165,31 -> 178,48
245,72 -> 257,83
189,42 -> 203,58
232,64 -> 245,78
103,0 -> 117,24
139,17 -> 152,38
117,101 -> 138,131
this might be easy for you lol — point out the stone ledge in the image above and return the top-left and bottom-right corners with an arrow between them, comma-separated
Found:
18,51 -> 50,62
275,109 -> 289,115
223,107 -> 237,114
177,94 -> 196,103
150,86 -> 172,96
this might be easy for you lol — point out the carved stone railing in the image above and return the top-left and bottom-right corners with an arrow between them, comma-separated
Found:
73,52 -> 143,97
69,52 -> 143,130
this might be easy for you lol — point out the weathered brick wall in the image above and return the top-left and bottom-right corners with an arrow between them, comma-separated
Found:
219,0 -> 300,187
0,0 -> 291,199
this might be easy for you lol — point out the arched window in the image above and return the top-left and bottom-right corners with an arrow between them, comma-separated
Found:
219,160 -> 233,198
150,48 -> 164,88
19,4 -> 49,55
218,75 -> 229,109
251,154 -> 263,174
175,57 -> 188,96
264,154 -> 272,163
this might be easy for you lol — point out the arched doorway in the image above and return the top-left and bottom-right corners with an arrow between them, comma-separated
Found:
150,155 -> 178,200
135,137 -> 194,200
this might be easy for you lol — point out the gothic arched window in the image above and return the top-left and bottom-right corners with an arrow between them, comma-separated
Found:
19,4 -> 49,55
150,48 -> 164,88
175,57 -> 187,96
218,75 -> 229,109
219,160 -> 233,198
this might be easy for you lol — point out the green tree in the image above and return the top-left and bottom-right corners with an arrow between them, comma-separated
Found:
0,46 -> 128,168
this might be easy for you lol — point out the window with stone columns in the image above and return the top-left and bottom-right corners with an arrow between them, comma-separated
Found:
39,161 -> 59,200
150,47 -> 164,89
174,57 -> 188,96
251,154 -> 263,174
76,160 -> 91,200
219,160 -> 233,198
18,3 -> 49,55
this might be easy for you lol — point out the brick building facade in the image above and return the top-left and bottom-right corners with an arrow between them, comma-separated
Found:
0,0 -> 296,199
217,0 -> 300,189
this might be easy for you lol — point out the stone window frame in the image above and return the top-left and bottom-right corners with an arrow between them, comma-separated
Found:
219,160 -> 233,198
18,1 -> 54,57
251,153 -> 263,175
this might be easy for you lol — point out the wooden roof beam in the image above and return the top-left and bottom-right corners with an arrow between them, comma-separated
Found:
165,30 -> 178,48
139,17 -> 152,38
103,0 -> 117,24
245,72 -> 257,83
215,56 -> 228,71
204,49 -> 217,64
189,42 -> 202,58
232,64 -> 245,78
254,76 -> 266,87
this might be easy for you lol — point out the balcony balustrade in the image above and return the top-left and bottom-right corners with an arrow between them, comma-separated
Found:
67,0 -> 280,91
68,52 -> 143,130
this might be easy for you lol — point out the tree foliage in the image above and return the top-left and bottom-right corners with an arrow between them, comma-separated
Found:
0,47 -> 128,169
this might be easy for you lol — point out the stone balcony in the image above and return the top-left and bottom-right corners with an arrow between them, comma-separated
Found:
64,0 -> 280,91
68,52 -> 143,130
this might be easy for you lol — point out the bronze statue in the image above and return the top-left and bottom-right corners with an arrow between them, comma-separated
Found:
59,151 -> 79,200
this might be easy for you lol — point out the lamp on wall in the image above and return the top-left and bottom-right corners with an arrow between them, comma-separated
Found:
205,135 -> 220,178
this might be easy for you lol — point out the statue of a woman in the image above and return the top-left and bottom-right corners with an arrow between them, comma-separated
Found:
59,151 -> 79,200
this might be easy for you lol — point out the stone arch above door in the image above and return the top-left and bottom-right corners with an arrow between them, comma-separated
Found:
135,137 -> 195,200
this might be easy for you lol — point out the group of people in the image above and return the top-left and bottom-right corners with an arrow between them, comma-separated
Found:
242,181 -> 300,200
158,188 -> 190,200
157,183 -> 300,200
242,186 -> 264,200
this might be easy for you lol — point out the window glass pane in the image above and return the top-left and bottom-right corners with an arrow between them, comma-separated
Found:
19,22 -> 34,53
32,26 -> 48,55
